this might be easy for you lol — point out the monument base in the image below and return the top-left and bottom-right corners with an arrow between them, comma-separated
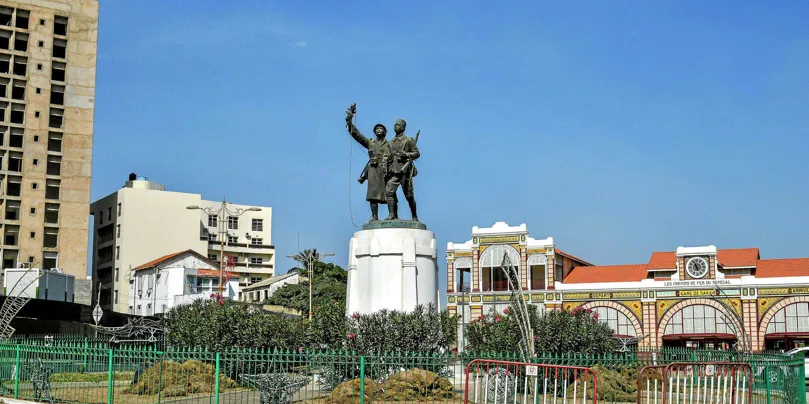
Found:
345,223 -> 439,316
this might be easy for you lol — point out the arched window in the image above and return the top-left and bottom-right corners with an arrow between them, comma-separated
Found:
766,303 -> 809,334
664,305 -> 732,335
479,245 -> 520,292
527,254 -> 547,290
592,307 -> 637,337
454,257 -> 473,293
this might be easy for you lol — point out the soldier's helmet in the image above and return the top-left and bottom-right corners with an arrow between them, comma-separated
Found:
373,124 -> 387,133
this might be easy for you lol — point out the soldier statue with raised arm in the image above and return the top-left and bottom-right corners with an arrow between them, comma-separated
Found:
345,103 -> 389,223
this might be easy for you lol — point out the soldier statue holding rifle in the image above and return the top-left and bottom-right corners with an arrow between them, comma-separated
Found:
385,118 -> 420,221
345,104 -> 421,223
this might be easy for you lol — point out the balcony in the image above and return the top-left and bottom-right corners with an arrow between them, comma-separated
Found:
248,244 -> 275,250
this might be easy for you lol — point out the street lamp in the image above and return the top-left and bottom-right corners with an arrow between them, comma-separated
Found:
187,199 -> 261,303
287,251 -> 334,320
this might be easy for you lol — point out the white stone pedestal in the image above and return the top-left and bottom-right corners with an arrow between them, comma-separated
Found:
345,226 -> 439,315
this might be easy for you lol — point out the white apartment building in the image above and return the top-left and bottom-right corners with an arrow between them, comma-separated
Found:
91,173 -> 275,313
129,249 -> 239,316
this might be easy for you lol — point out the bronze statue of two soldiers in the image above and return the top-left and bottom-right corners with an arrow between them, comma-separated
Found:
345,103 -> 420,223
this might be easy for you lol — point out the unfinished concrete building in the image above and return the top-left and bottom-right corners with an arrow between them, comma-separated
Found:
0,0 -> 98,299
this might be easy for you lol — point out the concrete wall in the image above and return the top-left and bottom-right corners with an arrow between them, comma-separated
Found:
0,0 -> 98,284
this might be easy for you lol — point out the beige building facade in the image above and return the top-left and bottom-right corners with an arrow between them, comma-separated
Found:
91,174 -> 276,313
0,1 -> 98,286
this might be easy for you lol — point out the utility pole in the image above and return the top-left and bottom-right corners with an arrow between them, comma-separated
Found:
187,198 -> 261,303
288,250 -> 334,320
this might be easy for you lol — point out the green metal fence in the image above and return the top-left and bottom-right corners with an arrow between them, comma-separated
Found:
0,340 -> 803,404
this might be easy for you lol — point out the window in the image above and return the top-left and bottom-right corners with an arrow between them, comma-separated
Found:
31,182 -> 37,190
32,159 -> 38,166
43,228 -> 58,248
0,8 -> 10,27
115,246 -> 120,260
11,80 -> 24,100
6,175 -> 21,196
48,132 -> 62,152
14,56 -> 28,76
117,203 -> 121,217
49,108 -> 63,128
0,54 -> 8,73
8,151 -> 22,172
0,126 -> 5,145
0,30 -> 9,50
593,307 -> 637,337
37,40 -> 43,47
766,303 -> 809,334
115,268 -> 119,282
10,103 -> 24,124
39,19 -> 44,26
47,156 -> 61,176
29,231 -> 34,239
250,277 -> 261,284
208,254 -> 217,261
664,305 -> 731,336
227,216 -> 238,230
9,127 -> 22,148
116,224 -> 120,238
252,219 -> 263,231
15,10 -> 28,30
29,207 -> 35,215
44,203 -> 59,224
3,225 -> 18,246
35,88 -> 40,94
207,214 -> 217,227
107,207 -> 112,221
51,62 -> 65,82
13,32 -> 27,51
0,77 -> 7,98
50,85 -> 64,105
43,252 -> 57,269
114,290 -> 119,304
479,244 -> 521,292
207,233 -> 217,242
0,102 -> 6,122
228,235 -> 238,244
4,200 -> 20,220
54,16 -> 67,36
250,257 -> 263,265
528,254 -> 547,290
36,63 -> 41,71
45,179 -> 60,199
32,135 -> 37,142
52,38 -> 66,58
251,238 -> 263,245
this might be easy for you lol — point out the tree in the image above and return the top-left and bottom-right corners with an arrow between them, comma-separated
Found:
268,278 -> 346,314
466,306 -> 615,355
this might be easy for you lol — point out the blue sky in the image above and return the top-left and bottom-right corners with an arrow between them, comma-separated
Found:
91,1 -> 809,296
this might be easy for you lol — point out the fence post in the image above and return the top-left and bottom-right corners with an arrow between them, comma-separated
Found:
764,366 -> 771,404
107,348 -> 114,404
214,352 -> 221,404
83,338 -> 89,372
13,345 -> 20,399
359,356 -> 365,404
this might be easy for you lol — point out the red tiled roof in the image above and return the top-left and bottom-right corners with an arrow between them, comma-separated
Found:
196,269 -> 220,278
717,248 -> 759,267
647,252 -> 675,269
756,258 -> 809,278
646,248 -> 760,270
133,249 -> 216,271
554,248 -> 595,266
564,264 -> 648,284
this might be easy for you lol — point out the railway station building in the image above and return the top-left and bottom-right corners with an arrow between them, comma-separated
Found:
446,222 -> 809,352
